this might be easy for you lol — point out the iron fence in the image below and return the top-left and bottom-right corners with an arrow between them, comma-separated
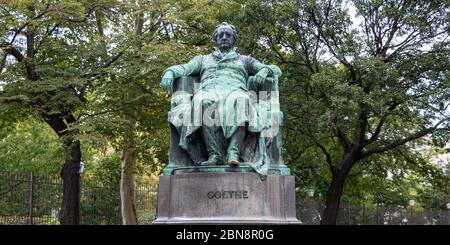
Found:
1,172 -> 448,225
297,198 -> 450,225
0,172 -> 156,225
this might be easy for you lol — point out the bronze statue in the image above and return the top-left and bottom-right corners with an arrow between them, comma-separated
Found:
161,22 -> 287,176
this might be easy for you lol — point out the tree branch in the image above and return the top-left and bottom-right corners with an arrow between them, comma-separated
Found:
380,15 -> 400,56
76,109 -> 119,121
0,52 -> 8,72
332,125 -> 351,152
268,37 -> 306,67
306,5 -> 356,80
102,51 -> 124,68
362,119 -> 448,157
43,116 -> 68,137
316,141 -> 336,174
366,116 -> 386,146
354,109 -> 367,148
25,21 -> 37,80
1,42 -> 25,62
365,101 -> 400,146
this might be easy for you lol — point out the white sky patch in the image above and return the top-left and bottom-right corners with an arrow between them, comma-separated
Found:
432,153 -> 450,169
346,1 -> 364,30
387,171 -> 393,180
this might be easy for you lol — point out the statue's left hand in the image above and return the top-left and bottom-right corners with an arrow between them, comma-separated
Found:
254,68 -> 269,85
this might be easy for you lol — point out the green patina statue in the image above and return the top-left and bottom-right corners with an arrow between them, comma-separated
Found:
160,22 -> 289,176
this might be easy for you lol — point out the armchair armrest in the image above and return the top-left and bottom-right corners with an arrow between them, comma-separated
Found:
172,76 -> 199,94
247,75 -> 279,103
171,76 -> 199,109
247,76 -> 278,91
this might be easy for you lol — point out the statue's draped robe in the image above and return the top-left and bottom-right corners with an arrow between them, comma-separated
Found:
165,48 -> 282,175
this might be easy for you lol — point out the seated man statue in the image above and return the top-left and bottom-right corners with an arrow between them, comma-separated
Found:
160,22 -> 283,175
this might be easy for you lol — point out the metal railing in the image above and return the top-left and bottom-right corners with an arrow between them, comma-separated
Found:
1,172 -> 448,225
297,198 -> 450,225
0,172 -> 156,225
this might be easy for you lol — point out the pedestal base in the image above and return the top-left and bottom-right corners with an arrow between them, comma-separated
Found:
152,172 -> 301,224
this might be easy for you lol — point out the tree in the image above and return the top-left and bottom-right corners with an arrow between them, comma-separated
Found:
0,0 -> 124,224
234,0 -> 450,224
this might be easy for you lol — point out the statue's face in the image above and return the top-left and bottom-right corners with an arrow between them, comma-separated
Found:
214,26 -> 235,51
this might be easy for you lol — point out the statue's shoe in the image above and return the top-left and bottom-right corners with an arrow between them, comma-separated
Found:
228,159 -> 239,167
200,155 -> 222,166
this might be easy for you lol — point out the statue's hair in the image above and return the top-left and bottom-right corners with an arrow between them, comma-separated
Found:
212,22 -> 238,42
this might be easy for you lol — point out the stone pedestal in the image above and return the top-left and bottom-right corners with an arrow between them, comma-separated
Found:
152,172 -> 301,224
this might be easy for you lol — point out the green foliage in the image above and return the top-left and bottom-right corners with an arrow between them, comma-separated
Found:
0,118 -> 63,174
88,152 -> 121,187
0,0 -> 237,178
231,0 -> 450,210
1,0 -> 448,219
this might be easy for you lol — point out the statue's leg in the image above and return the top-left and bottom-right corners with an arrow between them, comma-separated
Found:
200,126 -> 225,165
198,96 -> 225,165
226,126 -> 246,167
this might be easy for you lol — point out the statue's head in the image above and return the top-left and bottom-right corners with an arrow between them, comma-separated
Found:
212,22 -> 237,52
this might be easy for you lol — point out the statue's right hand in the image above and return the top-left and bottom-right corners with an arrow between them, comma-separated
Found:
161,71 -> 174,92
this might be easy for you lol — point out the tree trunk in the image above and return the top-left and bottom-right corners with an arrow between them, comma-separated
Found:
321,171 -> 347,225
59,140 -> 81,225
120,147 -> 138,225
13,4 -> 83,226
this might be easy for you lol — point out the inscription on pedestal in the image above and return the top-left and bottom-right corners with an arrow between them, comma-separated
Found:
206,190 -> 249,199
